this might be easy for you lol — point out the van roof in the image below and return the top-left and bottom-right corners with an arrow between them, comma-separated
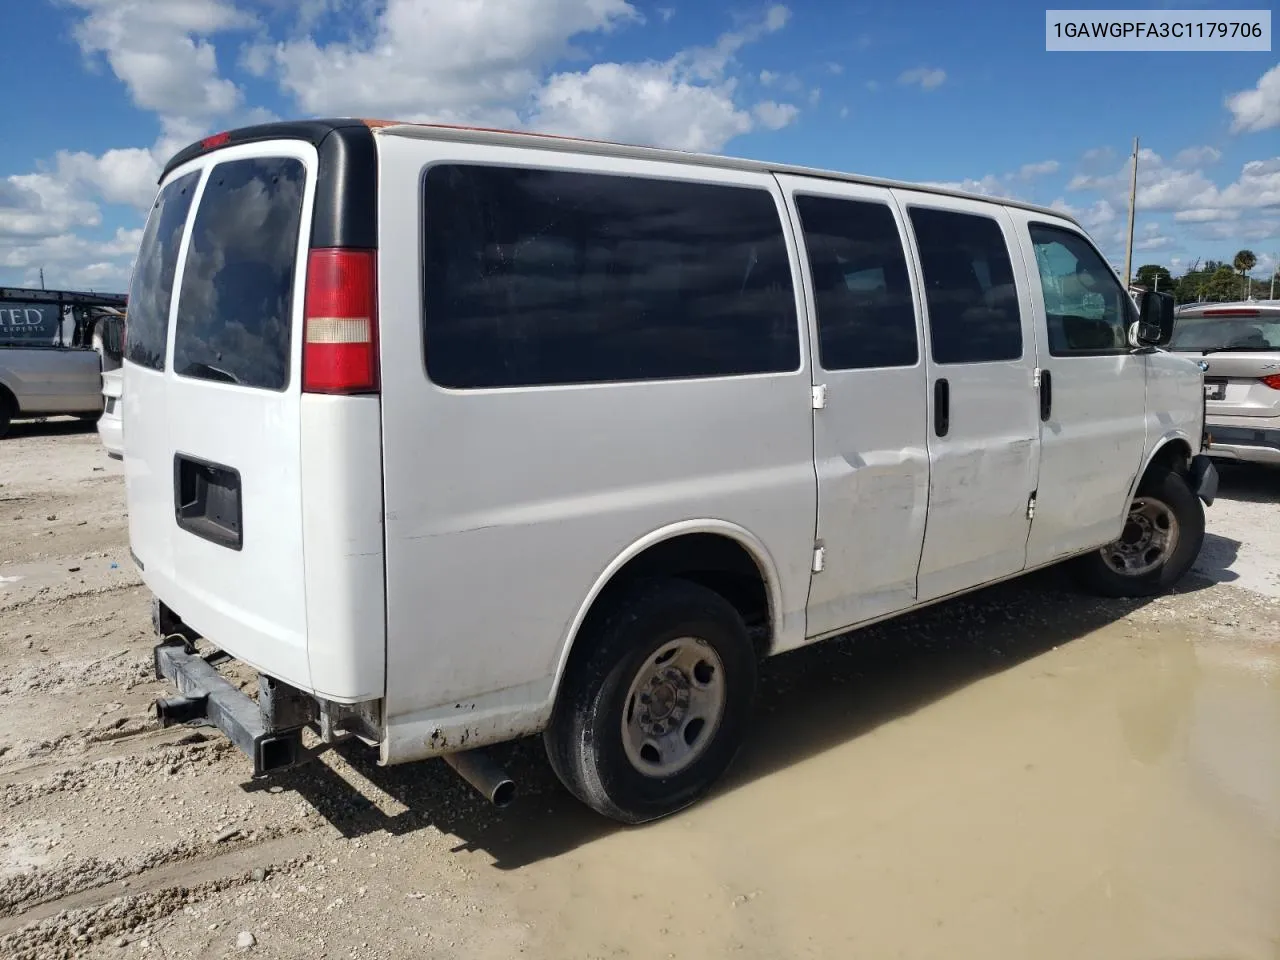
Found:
160,118 -> 1080,227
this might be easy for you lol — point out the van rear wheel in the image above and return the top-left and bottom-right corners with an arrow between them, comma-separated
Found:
544,579 -> 757,824
1073,468 -> 1205,598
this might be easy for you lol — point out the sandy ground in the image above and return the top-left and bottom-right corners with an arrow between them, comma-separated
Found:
2,419 -> 1279,960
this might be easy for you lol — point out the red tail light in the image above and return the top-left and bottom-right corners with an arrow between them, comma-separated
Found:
302,248 -> 378,394
1262,374 -> 1280,391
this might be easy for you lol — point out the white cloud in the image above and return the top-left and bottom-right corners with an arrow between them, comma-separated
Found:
518,7 -> 798,150
825,61 -> 843,75
69,0 -> 255,136
261,0 -> 641,121
838,106 -> 849,119
0,226 -> 145,291
1084,199 -> 1118,227
1018,160 -> 1059,180
0,172 -> 103,241
808,88 -> 821,106
1174,145 -> 1221,168
658,6 -> 675,22
754,100 -> 800,130
1060,145 -> 1280,263
56,148 -> 161,209
898,67 -> 946,91
532,61 -> 755,150
1226,64 -> 1280,133
255,0 -> 792,150
921,174 -> 1014,199
1069,148 -> 1280,213
1174,208 -> 1240,223
865,79 -> 879,92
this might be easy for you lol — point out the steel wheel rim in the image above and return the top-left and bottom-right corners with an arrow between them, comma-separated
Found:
621,637 -> 727,778
1100,496 -> 1180,577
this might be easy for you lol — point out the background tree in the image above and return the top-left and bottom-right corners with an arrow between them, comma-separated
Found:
1233,249 -> 1257,280
1202,265 -> 1240,302
1134,264 -> 1173,291
1175,260 -> 1218,304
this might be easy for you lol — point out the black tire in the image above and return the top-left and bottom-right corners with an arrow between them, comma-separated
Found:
1073,468 -> 1205,598
543,578 -> 758,824
0,392 -> 14,439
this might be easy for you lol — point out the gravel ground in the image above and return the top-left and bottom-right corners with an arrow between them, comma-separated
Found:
2,418 -> 1278,960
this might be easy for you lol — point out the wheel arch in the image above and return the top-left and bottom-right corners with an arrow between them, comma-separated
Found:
1128,431 -> 1195,502
548,520 -> 783,706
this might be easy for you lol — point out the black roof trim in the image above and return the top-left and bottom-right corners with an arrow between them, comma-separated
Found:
160,120 -> 378,250
160,119 -> 362,180
1,286 -> 127,307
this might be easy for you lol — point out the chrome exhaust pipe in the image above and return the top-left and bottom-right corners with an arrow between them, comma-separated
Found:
442,749 -> 516,807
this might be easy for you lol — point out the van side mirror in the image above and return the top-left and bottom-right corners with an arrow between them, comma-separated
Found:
1133,290 -> 1175,347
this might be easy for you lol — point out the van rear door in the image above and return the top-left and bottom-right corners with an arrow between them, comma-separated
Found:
124,142 -> 317,690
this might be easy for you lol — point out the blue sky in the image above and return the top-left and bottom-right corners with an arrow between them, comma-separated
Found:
1,0 -> 1277,291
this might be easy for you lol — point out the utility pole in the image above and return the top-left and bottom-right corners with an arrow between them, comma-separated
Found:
1122,136 -> 1139,289
39,268 -> 45,290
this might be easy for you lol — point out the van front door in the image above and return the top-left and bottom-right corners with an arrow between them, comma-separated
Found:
778,176 -> 930,638
894,191 -> 1042,603
1009,212 -> 1148,564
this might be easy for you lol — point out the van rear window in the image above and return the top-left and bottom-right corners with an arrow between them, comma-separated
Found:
125,172 -> 199,370
421,164 -> 799,389
173,157 -> 306,390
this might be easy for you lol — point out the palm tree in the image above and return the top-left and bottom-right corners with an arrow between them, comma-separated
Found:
1233,249 -> 1258,297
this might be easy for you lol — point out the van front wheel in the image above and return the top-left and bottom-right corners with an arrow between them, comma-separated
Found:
543,579 -> 757,824
1073,468 -> 1205,598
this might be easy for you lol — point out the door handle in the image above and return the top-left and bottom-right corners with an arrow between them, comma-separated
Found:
934,378 -> 950,437
1039,369 -> 1052,422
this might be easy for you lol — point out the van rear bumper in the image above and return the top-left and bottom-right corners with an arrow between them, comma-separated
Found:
153,639 -> 310,777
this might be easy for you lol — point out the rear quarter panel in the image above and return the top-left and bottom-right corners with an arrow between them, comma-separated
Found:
374,134 -> 818,746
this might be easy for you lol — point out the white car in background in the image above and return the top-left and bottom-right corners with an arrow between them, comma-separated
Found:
91,310 -> 125,458
1168,300 -> 1280,467
98,366 -> 123,458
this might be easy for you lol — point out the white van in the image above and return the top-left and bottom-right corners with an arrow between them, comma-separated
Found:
128,120 -> 1216,824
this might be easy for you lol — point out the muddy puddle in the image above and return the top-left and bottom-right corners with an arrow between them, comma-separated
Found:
486,619 -> 1280,960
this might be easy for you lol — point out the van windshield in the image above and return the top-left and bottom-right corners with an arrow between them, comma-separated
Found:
172,156 -> 306,390
1169,316 -> 1280,352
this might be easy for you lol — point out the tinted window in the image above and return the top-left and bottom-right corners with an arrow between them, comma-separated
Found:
796,194 -> 918,370
124,172 -> 199,370
421,165 -> 799,389
1169,316 -> 1280,351
1029,223 -> 1133,355
909,208 -> 1022,364
173,157 -> 306,390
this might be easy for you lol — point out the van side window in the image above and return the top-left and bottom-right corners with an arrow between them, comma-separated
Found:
1028,223 -> 1134,355
795,195 -> 918,370
124,172 -> 199,371
908,208 -> 1022,364
173,157 -> 306,390
421,165 -> 799,389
